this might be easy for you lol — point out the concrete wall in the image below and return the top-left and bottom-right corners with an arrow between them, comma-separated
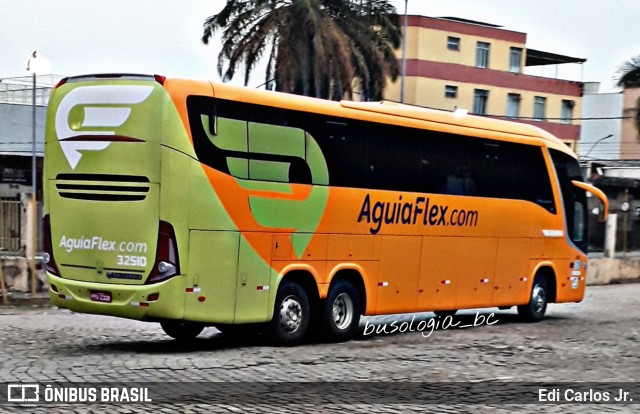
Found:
0,257 -> 45,293
587,255 -> 640,285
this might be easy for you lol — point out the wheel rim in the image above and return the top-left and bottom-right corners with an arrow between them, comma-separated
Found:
332,293 -> 354,330
279,295 -> 303,333
531,284 -> 546,314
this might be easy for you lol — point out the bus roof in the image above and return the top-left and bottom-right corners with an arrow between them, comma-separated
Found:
339,100 -> 573,155
163,78 -> 576,158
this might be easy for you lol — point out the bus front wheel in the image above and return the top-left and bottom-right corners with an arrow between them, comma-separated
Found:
160,321 -> 204,340
268,281 -> 310,346
321,280 -> 361,342
517,274 -> 549,322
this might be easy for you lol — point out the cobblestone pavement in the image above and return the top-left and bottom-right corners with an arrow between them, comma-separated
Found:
0,284 -> 638,413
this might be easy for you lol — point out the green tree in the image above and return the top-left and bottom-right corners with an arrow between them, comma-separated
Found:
617,56 -> 640,131
202,0 -> 401,101
617,56 -> 640,88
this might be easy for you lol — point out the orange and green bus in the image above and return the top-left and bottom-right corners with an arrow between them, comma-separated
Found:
43,74 -> 608,345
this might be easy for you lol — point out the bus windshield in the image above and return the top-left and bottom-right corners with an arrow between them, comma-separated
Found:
549,149 -> 588,252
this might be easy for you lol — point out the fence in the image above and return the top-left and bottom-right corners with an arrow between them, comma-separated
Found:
588,211 -> 640,253
0,197 -> 22,252
0,74 -> 61,105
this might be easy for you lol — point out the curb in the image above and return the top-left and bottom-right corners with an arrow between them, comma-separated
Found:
0,292 -> 51,307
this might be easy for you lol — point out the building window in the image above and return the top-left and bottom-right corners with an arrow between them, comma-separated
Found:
447,36 -> 460,51
476,42 -> 490,68
473,89 -> 489,115
561,100 -> 575,124
533,96 -> 547,121
445,85 -> 458,98
509,47 -> 523,73
507,93 -> 521,118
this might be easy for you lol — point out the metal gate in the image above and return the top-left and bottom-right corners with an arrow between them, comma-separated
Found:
0,197 -> 22,252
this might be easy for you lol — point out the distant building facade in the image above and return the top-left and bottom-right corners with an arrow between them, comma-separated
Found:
385,16 -> 585,151
579,82 -> 623,160
0,75 -> 58,199
0,75 -> 58,253
579,83 -> 640,161
620,86 -> 640,159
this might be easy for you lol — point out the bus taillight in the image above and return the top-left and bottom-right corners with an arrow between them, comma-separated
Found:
53,77 -> 68,90
147,221 -> 180,284
43,215 -> 61,276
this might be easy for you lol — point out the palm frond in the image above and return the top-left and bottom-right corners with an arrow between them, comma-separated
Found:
202,0 -> 400,100
617,56 -> 640,88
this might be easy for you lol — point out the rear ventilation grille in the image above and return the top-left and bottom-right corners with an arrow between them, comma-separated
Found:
55,174 -> 150,201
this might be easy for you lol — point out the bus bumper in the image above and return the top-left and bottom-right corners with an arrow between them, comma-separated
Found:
47,273 -> 186,321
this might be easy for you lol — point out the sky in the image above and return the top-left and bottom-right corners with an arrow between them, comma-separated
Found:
1,0 -> 638,93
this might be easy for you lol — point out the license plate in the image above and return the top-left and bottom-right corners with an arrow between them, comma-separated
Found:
90,291 -> 112,303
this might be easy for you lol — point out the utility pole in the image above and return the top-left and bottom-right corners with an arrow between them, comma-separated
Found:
400,0 -> 408,103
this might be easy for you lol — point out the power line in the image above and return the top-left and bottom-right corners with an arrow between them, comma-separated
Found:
376,97 -> 637,122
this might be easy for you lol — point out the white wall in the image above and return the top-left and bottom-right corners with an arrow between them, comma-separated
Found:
0,103 -> 46,156
579,83 -> 623,160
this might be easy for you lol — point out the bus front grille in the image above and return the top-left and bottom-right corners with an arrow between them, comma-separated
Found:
55,174 -> 150,202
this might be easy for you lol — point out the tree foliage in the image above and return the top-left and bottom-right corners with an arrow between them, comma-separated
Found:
617,56 -> 640,88
617,56 -> 640,132
202,0 -> 401,101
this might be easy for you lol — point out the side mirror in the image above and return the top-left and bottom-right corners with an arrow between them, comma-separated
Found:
572,180 -> 608,223
591,206 -> 606,222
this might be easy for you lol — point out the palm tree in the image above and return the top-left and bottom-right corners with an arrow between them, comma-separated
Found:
617,56 -> 640,88
617,56 -> 640,132
202,0 -> 401,101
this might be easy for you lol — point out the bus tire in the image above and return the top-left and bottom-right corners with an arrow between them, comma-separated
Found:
321,280 -> 361,342
434,310 -> 457,318
160,321 -> 204,340
268,281 -> 310,346
517,273 -> 549,322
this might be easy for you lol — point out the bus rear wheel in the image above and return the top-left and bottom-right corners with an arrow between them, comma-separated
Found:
518,274 -> 549,322
268,281 -> 310,346
320,280 -> 361,342
160,321 -> 204,340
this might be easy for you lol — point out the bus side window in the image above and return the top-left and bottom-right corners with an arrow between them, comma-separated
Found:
477,141 -> 555,212
310,119 -> 369,189
247,122 -> 308,184
187,96 -> 249,177
422,133 -> 479,196
368,125 -> 421,192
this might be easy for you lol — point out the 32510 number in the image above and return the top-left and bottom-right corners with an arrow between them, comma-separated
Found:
117,255 -> 147,268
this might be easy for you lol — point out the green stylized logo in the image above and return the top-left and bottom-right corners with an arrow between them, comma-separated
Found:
201,116 -> 329,258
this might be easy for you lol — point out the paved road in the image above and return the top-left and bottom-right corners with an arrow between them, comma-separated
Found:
0,283 -> 638,413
